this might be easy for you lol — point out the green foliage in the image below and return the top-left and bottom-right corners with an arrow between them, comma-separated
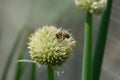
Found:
14,33 -> 28,80
2,26 -> 30,80
1,26 -> 36,80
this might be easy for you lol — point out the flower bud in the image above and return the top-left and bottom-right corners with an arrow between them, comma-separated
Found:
28,26 -> 76,66
75,0 -> 107,15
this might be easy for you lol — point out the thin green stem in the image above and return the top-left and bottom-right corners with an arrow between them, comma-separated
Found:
47,65 -> 54,80
92,0 -> 113,80
82,12 -> 92,80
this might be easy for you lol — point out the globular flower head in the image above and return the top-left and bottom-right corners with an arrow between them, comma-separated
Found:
75,0 -> 107,15
28,26 -> 76,66
90,0 -> 107,15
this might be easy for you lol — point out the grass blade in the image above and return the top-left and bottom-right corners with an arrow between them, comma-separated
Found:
1,26 -> 29,80
14,26 -> 35,80
14,39 -> 27,80
14,56 -> 24,80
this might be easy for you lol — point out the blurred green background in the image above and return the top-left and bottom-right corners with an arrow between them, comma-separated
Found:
0,0 -> 120,80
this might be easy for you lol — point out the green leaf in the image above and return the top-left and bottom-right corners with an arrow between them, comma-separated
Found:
14,38 -> 27,80
1,26 -> 30,80
14,26 -> 35,80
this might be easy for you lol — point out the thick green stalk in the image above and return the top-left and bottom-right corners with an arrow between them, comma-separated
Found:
92,0 -> 113,80
82,12 -> 92,80
47,65 -> 54,80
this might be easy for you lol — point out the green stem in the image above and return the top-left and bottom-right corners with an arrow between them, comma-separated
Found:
82,12 -> 92,80
92,0 -> 113,80
30,63 -> 36,80
47,65 -> 54,80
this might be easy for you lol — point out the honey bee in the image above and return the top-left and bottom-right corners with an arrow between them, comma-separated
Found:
56,30 -> 70,39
